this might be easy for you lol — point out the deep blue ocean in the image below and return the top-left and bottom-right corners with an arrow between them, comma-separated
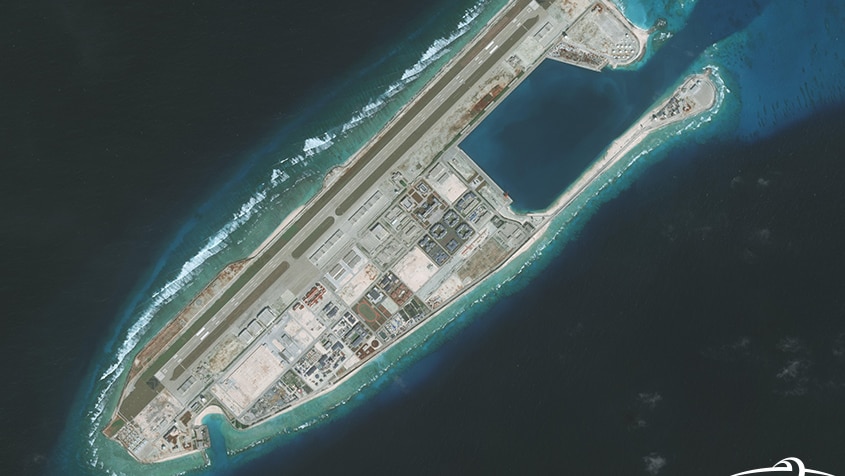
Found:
2,0 -> 844,475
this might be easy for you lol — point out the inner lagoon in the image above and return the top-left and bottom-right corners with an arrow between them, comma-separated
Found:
461,0 -> 781,212
461,60 -> 637,212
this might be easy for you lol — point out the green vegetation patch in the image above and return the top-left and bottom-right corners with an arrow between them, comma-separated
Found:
103,418 -> 125,438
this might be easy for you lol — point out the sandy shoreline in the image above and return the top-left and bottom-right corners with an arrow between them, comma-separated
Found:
249,205 -> 304,259
194,405 -> 225,426
534,72 -> 718,220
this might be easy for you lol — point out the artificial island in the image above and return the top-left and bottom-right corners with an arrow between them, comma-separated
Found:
105,0 -> 717,463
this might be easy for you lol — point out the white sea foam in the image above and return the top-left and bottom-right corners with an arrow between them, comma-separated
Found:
638,391 -> 663,409
341,98 -> 386,133
399,2 -> 482,84
777,359 -> 806,380
270,168 -> 290,186
399,41 -> 451,82
303,132 -> 336,157
643,453 -> 667,475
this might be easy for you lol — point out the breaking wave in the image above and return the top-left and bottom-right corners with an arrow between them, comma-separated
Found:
401,0 -> 485,82
341,98 -> 385,133
270,168 -> 290,186
303,132 -> 336,157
